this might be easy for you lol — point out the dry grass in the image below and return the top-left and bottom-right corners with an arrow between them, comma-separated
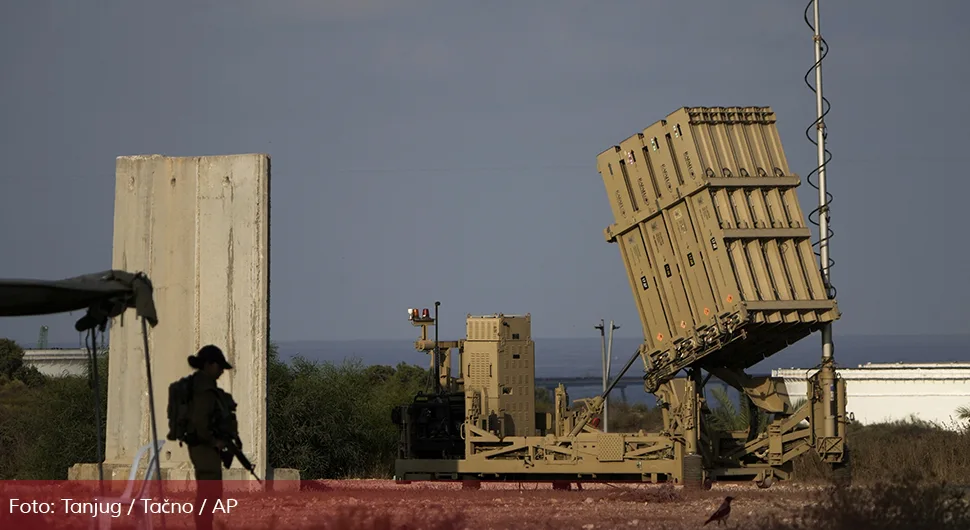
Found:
790,419 -> 970,484
764,477 -> 970,530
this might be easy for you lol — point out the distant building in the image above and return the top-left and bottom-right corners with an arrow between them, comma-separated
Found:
773,362 -> 970,430
22,349 -> 98,378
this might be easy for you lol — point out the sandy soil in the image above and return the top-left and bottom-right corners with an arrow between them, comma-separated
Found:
207,480 -> 825,530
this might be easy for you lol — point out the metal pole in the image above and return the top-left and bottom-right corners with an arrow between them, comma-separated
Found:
596,323 -> 606,382
814,0 -> 831,323
141,318 -> 165,499
812,0 -> 837,439
434,301 -> 441,393
87,330 -> 104,494
606,320 -> 619,433
595,320 -> 606,428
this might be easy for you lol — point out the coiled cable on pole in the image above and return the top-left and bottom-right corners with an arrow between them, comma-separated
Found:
803,0 -> 837,299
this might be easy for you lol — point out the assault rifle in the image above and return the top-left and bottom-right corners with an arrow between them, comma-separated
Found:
211,386 -> 262,483
219,435 -> 263,484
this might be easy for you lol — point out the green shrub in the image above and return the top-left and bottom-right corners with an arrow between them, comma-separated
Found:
264,346 -> 431,479
0,341 -> 107,479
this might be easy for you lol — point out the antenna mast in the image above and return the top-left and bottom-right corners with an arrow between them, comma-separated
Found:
807,0 -> 837,439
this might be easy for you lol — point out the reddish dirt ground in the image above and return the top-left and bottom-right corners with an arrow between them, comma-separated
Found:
206,480 -> 823,530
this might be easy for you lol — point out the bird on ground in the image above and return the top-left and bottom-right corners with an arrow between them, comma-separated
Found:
703,496 -> 733,526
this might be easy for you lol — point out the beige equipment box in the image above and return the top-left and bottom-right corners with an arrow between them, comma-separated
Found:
463,314 -> 537,437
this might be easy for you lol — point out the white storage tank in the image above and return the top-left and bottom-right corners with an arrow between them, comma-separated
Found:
773,362 -> 970,430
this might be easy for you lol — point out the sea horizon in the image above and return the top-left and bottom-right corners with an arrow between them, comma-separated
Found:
24,333 -> 970,406
30,333 -> 970,377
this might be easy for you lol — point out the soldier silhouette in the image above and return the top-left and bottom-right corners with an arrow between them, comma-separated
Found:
186,345 -> 234,530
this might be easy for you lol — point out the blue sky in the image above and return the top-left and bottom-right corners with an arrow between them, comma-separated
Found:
1,1 -> 968,345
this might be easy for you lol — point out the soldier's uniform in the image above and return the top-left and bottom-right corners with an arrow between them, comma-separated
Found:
185,345 -> 235,530
189,370 -> 225,479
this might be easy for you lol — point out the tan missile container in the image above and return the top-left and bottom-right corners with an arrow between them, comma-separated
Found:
463,314 -> 537,436
597,107 -> 839,378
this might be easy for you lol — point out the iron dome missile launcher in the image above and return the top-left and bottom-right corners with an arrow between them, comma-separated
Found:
391,107 -> 849,488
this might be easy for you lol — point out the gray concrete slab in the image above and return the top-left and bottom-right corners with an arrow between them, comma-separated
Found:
70,153 -> 282,482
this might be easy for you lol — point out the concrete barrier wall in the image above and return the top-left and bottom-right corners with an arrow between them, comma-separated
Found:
104,154 -> 270,478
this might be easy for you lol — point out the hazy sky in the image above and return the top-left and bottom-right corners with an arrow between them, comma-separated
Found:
1,1 -> 968,346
